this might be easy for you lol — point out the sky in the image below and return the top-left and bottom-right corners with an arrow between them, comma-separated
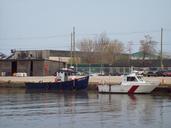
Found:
0,0 -> 171,55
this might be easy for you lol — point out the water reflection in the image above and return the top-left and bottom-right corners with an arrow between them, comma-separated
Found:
0,89 -> 171,128
98,94 -> 171,128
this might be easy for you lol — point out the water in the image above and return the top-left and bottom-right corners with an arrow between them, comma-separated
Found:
0,89 -> 171,128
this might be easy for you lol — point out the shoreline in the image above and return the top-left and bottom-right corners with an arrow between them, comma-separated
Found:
0,76 -> 171,93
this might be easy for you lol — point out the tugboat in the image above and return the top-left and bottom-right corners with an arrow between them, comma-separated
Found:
98,71 -> 159,94
25,68 -> 89,90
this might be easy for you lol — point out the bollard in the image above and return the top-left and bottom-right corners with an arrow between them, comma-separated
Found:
161,79 -> 165,85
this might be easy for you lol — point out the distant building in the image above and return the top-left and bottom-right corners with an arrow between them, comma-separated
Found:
0,50 -> 68,76
7,50 -> 81,63
131,51 -> 158,60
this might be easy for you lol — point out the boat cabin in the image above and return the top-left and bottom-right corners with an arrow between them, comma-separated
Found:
123,73 -> 145,83
55,68 -> 76,82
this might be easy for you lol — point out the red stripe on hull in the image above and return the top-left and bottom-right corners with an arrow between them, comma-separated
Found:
128,85 -> 139,94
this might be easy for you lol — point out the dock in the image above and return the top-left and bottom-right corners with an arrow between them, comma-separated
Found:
0,76 -> 171,93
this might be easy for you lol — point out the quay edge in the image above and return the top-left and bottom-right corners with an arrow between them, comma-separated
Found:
0,76 -> 171,93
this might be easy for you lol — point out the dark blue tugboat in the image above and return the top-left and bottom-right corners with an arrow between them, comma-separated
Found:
25,68 -> 89,90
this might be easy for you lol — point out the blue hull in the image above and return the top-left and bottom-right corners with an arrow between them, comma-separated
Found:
25,76 -> 89,90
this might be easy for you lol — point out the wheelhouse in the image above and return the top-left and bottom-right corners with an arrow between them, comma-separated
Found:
123,73 -> 145,83
55,68 -> 76,82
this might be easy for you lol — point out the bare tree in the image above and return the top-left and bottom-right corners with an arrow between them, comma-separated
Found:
109,40 -> 124,63
96,33 -> 110,64
77,33 -> 125,64
139,35 -> 157,65
77,38 -> 96,63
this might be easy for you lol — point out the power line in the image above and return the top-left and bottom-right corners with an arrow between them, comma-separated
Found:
165,28 -> 171,31
0,29 -> 170,41
75,30 -> 162,37
107,30 -> 161,36
0,34 -> 69,40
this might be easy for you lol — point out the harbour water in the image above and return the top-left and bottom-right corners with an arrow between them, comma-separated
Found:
0,89 -> 171,128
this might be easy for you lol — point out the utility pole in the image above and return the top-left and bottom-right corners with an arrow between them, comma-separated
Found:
73,27 -> 76,64
128,41 -> 133,67
160,28 -> 163,69
70,32 -> 73,66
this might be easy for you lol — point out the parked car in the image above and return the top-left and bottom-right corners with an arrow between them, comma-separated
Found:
76,72 -> 85,76
146,71 -> 157,77
163,70 -> 171,77
144,67 -> 159,77
133,70 -> 145,75
89,73 -> 99,76
110,72 -> 122,76
155,70 -> 166,76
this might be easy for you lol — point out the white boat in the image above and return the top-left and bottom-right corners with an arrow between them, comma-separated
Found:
98,72 -> 159,94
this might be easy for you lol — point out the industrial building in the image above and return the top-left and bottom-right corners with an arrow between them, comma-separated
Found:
0,50 -> 67,76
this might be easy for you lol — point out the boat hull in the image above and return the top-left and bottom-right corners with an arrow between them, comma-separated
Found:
25,76 -> 89,90
98,83 -> 159,94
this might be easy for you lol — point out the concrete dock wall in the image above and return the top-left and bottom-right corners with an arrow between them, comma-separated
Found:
0,76 -> 170,86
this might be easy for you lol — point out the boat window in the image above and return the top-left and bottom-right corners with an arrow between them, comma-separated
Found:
127,77 -> 137,81
137,76 -> 143,81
